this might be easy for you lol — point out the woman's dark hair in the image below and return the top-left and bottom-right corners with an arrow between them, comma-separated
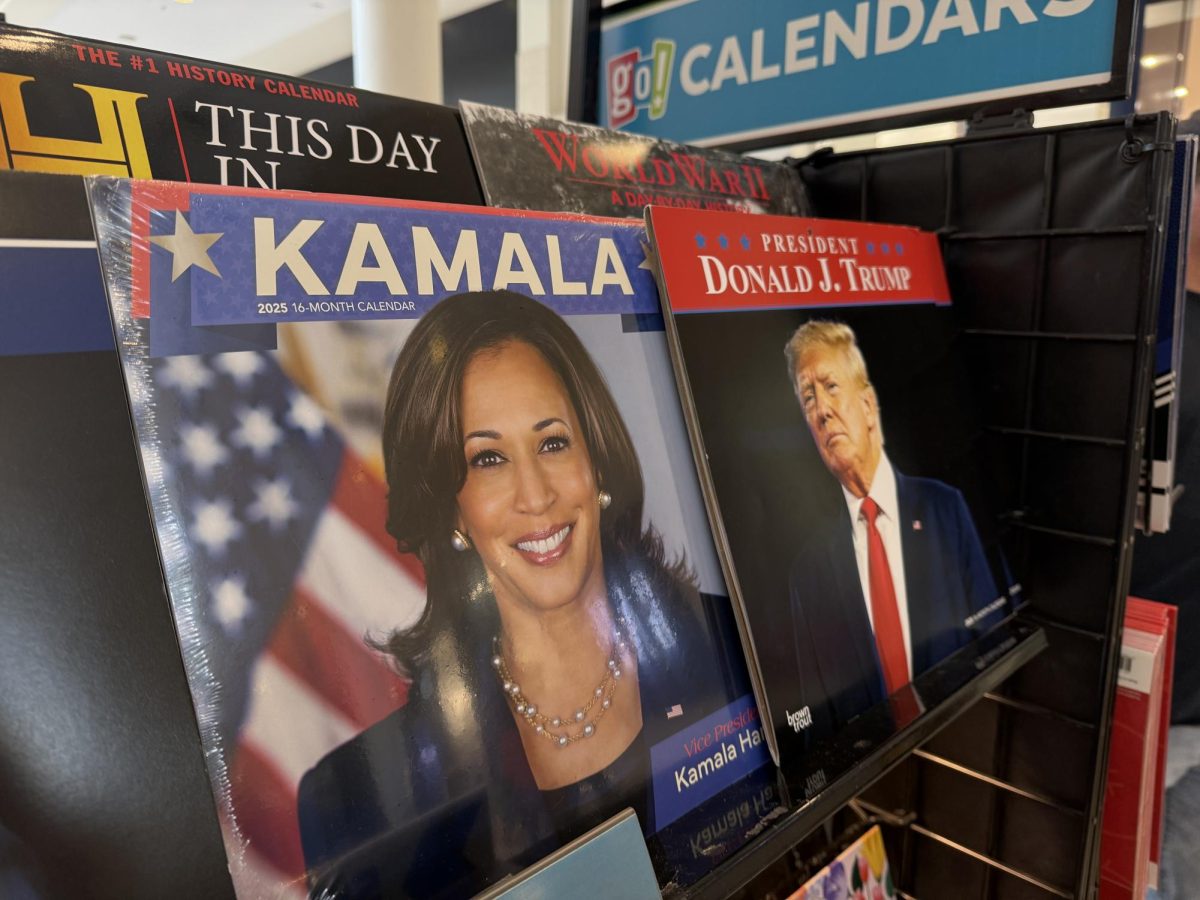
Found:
375,290 -> 690,667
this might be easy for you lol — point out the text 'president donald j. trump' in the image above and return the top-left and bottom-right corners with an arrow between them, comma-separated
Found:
783,320 -> 1006,742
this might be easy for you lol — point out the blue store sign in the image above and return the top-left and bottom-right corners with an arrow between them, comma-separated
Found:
599,0 -> 1126,146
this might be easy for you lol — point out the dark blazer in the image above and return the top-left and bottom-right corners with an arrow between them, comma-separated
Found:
786,470 -> 1002,744
296,558 -> 749,900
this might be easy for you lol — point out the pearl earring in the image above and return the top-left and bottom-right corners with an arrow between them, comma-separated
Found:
450,529 -> 472,552
598,490 -> 612,510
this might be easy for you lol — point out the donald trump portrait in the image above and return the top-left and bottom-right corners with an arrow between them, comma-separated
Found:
784,320 -> 1005,741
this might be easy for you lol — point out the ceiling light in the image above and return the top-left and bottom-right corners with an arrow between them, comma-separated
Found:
1173,86 -> 1190,98
1141,55 -> 1161,69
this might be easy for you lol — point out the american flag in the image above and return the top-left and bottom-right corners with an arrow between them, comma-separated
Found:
150,348 -> 426,898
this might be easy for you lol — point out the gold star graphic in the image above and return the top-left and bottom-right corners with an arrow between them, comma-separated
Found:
149,210 -> 223,282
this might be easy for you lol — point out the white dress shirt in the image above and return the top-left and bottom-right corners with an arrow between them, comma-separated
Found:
841,452 -> 912,674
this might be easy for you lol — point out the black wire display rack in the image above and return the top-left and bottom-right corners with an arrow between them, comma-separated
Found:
565,1 -> 1173,890
786,111 -> 1176,900
674,622 -> 1048,899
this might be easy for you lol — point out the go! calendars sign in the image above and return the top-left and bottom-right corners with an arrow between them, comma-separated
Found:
600,0 -> 1121,145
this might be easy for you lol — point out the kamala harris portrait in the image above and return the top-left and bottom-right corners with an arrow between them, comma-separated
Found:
296,291 -> 750,897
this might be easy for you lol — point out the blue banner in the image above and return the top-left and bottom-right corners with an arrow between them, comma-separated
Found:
600,0 -> 1119,144
170,194 -> 659,327
649,693 -> 771,830
0,244 -> 113,356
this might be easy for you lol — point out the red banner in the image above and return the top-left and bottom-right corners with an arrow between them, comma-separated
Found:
647,207 -> 950,314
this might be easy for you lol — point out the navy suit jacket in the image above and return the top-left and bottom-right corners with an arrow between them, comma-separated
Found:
295,562 -> 751,900
785,471 -> 1003,744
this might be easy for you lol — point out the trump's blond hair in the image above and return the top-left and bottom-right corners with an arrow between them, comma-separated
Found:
784,319 -> 872,397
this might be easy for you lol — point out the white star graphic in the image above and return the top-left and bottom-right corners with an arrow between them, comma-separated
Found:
212,576 -> 252,633
160,356 -> 213,399
149,210 -> 223,282
249,477 -> 298,530
192,499 -> 243,556
638,240 -> 656,271
232,406 -> 282,458
287,392 -> 326,440
215,352 -> 265,386
179,422 -> 229,476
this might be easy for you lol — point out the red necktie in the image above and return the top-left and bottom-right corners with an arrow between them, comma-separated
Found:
861,496 -> 909,694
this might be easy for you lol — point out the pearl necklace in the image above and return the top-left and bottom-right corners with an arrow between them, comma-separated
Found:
492,626 -> 627,749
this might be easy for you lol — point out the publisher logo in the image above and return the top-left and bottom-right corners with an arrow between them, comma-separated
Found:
786,705 -> 812,733
0,73 -> 152,177
605,39 -> 674,129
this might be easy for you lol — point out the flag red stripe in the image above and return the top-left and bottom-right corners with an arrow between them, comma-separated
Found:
268,587 -> 410,731
330,454 -> 426,585
228,743 -> 306,881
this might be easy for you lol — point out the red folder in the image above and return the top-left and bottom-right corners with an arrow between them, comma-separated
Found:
1124,597 -> 1177,889
1098,597 -> 1177,899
